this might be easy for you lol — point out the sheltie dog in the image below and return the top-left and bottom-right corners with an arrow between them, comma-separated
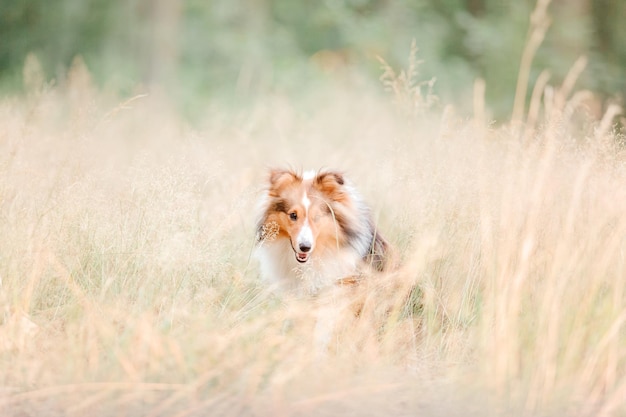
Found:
255,168 -> 391,295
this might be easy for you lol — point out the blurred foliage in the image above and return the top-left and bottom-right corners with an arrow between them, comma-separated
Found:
1,0 -> 624,119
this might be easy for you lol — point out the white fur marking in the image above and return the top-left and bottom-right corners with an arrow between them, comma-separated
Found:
297,220 -> 314,249
299,192 -> 313,250
302,192 -> 311,212
303,170 -> 315,180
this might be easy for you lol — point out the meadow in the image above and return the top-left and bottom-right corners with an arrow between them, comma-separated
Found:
1,47 -> 626,416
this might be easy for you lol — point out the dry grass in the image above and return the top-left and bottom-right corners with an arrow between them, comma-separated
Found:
1,51 -> 626,417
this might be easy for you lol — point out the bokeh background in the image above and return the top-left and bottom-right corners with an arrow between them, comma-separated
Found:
1,0 -> 625,119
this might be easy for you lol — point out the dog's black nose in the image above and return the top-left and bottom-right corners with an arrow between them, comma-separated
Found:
299,243 -> 311,253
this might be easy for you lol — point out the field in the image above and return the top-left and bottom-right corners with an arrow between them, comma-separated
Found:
1,50 -> 626,416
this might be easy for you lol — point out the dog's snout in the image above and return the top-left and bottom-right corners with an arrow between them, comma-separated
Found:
299,243 -> 312,253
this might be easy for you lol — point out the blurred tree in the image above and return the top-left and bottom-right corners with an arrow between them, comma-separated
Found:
590,0 -> 626,101
466,0 -> 486,16
140,0 -> 182,86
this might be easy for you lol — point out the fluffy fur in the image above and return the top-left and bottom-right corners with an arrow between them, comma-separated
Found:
255,168 -> 390,294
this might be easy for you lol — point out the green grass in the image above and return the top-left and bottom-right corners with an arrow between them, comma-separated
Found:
0,49 -> 625,416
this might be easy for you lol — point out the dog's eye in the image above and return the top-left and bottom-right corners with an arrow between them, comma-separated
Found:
289,212 -> 298,221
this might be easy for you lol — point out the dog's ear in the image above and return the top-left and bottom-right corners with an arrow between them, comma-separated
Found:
268,169 -> 299,195
314,170 -> 347,202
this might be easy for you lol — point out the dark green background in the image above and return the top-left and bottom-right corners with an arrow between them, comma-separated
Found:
1,0 -> 624,119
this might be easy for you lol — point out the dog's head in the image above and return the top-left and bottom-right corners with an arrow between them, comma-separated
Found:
257,168 -> 350,264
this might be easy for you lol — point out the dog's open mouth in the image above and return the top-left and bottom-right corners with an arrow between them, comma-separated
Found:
295,252 -> 310,263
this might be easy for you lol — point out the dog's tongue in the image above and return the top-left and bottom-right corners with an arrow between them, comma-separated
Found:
296,253 -> 309,262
